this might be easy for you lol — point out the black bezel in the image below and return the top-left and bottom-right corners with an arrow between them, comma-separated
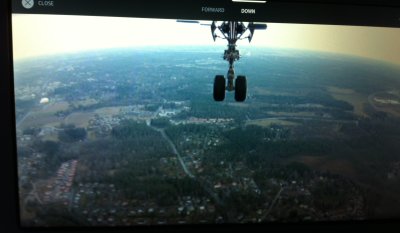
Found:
2,1 -> 400,232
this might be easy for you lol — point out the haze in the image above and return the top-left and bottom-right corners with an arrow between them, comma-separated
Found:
12,14 -> 400,64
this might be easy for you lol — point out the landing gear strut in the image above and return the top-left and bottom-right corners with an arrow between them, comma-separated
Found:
177,20 -> 267,102
212,40 -> 247,102
211,21 -> 252,102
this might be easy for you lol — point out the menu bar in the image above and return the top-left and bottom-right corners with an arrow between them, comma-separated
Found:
12,0 -> 400,27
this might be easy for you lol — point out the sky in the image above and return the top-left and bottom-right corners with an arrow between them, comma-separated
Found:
12,14 -> 400,64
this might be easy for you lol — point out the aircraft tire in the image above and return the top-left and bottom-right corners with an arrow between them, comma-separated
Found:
235,75 -> 247,102
213,75 -> 226,101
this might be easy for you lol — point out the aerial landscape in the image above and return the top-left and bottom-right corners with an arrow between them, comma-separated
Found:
14,45 -> 400,226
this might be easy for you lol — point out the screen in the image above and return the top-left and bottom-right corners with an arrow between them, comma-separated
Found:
11,0 -> 400,228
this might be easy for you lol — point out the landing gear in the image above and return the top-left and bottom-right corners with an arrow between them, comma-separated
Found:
211,21 -> 248,102
212,74 -> 247,102
213,75 -> 226,101
178,20 -> 267,102
235,75 -> 247,102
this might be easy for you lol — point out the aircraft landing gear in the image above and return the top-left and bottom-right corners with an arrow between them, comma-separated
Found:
235,75 -> 247,102
178,20 -> 266,102
208,21 -> 266,102
213,75 -> 226,101
212,73 -> 247,102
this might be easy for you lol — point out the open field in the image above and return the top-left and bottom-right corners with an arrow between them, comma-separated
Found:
290,155 -> 358,179
41,101 -> 70,114
71,98 -> 99,108
252,87 -> 302,96
19,113 -> 61,130
94,107 -> 121,116
266,111 -> 316,118
328,86 -> 368,117
246,118 -> 299,127
64,112 -> 95,128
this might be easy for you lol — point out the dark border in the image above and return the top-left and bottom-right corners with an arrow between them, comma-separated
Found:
1,0 -> 20,232
9,0 -> 400,27
2,0 -> 400,232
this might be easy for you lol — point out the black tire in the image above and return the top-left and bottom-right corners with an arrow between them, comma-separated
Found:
213,75 -> 226,101
235,75 -> 247,102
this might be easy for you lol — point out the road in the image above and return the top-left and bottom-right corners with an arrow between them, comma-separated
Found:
146,111 -> 228,216
24,181 -> 43,205
261,187 -> 284,220
16,111 -> 33,128
146,107 -> 195,178
158,128 -> 195,178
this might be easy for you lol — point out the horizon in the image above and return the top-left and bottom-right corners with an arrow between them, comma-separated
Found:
12,14 -> 400,64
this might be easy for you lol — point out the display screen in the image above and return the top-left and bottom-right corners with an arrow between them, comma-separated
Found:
12,1 -> 400,228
